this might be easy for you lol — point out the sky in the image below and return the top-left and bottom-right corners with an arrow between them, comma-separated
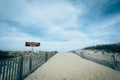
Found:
0,0 -> 120,52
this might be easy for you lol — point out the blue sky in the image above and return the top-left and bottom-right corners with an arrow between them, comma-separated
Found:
0,0 -> 120,52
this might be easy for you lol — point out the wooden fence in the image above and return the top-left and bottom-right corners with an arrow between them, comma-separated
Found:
73,51 -> 120,70
0,51 -> 57,80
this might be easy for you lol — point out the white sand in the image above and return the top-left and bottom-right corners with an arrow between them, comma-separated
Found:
25,53 -> 120,80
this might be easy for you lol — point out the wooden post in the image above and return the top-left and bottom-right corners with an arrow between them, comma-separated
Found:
29,56 -> 32,73
112,55 -> 117,69
29,47 -> 33,73
0,61 -> 1,80
19,57 -> 23,80
45,52 -> 48,62
32,47 -> 33,53
12,60 -> 16,80
2,61 -> 5,80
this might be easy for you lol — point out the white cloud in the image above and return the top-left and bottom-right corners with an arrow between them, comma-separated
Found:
0,0 -> 120,52
4,0 -> 81,28
87,14 -> 120,38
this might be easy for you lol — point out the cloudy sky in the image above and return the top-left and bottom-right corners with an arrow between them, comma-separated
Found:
0,0 -> 120,52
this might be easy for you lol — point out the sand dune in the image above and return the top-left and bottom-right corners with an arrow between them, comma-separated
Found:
25,53 -> 120,80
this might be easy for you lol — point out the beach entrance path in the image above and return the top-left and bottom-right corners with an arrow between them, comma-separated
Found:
25,53 -> 120,80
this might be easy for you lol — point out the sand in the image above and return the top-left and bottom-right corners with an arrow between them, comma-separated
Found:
24,53 -> 120,80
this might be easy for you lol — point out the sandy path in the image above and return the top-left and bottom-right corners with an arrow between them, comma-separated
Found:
25,53 -> 120,80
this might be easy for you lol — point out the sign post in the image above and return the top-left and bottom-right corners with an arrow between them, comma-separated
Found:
25,42 -> 40,73
25,42 -> 40,53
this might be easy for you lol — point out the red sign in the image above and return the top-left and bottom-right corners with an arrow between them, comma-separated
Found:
25,42 -> 40,47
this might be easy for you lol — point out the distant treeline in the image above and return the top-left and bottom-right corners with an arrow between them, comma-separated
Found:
0,50 -> 58,60
83,42 -> 120,53
0,51 -> 14,60
0,51 -> 32,60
